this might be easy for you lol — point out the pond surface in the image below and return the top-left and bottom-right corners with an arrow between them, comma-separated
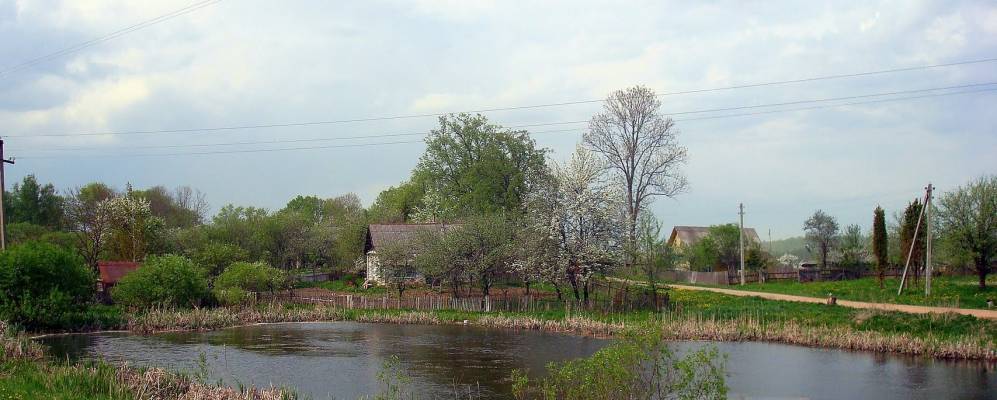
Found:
39,322 -> 996,400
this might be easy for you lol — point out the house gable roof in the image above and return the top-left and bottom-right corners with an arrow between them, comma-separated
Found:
97,261 -> 141,284
668,226 -> 761,247
364,223 -> 457,252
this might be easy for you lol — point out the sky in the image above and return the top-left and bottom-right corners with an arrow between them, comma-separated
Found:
0,0 -> 995,239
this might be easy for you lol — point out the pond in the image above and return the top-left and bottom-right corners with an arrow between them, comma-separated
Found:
39,322 -> 996,399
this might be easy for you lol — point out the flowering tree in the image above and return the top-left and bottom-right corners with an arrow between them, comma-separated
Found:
106,191 -> 164,262
551,146 -> 623,302
777,253 -> 800,269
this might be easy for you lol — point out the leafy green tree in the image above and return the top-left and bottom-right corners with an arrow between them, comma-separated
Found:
192,241 -> 249,276
684,238 -> 719,272
449,214 -> 517,298
872,206 -> 889,288
111,255 -> 209,309
414,113 -> 549,218
0,242 -> 95,329
804,210 -> 839,269
212,261 -> 288,305
368,181 -> 425,223
4,175 -> 64,230
936,175 -> 997,289
838,224 -> 867,272
206,205 -> 273,261
707,224 -> 741,270
744,242 -> 772,271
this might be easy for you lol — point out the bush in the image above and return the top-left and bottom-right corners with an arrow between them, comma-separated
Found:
212,261 -> 288,306
511,330 -> 727,400
0,242 -> 95,330
111,255 -> 209,309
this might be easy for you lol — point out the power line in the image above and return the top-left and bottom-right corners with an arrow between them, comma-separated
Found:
18,139 -> 428,159
0,0 -> 222,77
9,56 -> 997,137
11,80 -> 997,139
20,85 -> 997,153
677,85 -> 997,122
26,127 -> 584,152
15,83 -> 997,158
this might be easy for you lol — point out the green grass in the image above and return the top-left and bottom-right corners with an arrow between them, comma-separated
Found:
663,288 -> 997,341
723,275 -> 997,309
0,360 -> 134,400
294,274 -> 387,294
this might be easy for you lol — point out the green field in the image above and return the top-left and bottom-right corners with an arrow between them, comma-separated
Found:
664,287 -> 997,341
725,275 -> 997,309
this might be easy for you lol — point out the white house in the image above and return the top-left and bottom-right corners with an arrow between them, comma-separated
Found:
363,223 -> 456,286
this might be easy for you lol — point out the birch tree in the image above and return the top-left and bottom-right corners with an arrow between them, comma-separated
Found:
584,86 -> 688,263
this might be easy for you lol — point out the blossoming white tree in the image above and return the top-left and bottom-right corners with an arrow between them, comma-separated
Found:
542,145 -> 624,302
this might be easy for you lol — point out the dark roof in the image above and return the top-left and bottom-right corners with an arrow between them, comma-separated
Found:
668,226 -> 761,246
98,261 -> 140,284
365,223 -> 457,252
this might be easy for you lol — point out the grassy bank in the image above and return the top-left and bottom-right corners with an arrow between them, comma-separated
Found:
1,322 -> 294,399
119,292 -> 996,361
695,275 -> 997,309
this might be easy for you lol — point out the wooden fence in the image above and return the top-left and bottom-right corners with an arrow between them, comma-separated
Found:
661,267 -> 904,286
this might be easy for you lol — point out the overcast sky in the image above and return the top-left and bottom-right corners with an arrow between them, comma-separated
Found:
1,0 -> 995,239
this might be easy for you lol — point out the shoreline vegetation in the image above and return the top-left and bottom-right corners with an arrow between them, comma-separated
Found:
1,322 -> 295,400
40,291 -> 997,362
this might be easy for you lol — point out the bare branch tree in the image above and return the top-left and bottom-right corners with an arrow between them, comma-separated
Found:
173,186 -> 209,225
584,86 -> 688,259
64,186 -> 115,271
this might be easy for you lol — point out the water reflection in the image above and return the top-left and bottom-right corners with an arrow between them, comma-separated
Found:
41,322 -> 607,399
38,323 -> 996,400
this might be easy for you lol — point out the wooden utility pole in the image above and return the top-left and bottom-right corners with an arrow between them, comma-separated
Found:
739,203 -> 745,285
0,138 -> 14,250
898,186 -> 929,295
924,183 -> 934,296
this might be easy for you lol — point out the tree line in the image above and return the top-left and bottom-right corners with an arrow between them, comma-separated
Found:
795,175 -> 996,289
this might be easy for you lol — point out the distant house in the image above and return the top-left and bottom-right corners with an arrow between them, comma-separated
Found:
97,261 -> 140,294
667,226 -> 761,248
666,226 -> 762,270
363,223 -> 457,286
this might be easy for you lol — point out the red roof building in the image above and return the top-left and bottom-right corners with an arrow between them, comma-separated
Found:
97,261 -> 140,292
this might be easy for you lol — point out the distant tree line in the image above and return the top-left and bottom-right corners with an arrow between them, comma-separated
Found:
793,175 -> 996,289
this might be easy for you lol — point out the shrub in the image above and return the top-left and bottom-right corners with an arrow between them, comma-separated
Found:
511,330 -> 727,400
111,255 -> 209,309
212,262 -> 288,306
0,241 -> 95,330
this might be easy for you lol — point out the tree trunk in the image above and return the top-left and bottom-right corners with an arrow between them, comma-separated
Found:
979,267 -> 988,290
